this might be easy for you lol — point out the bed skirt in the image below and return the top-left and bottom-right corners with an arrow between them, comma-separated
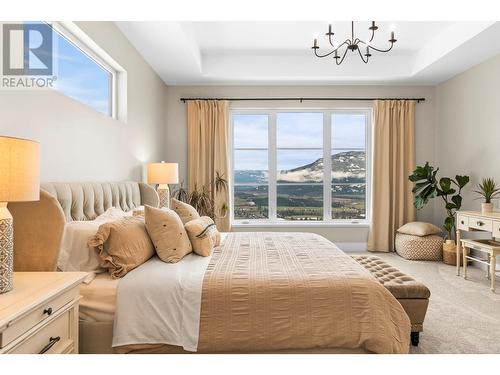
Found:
79,321 -> 371,354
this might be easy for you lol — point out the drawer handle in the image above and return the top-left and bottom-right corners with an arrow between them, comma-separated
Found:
43,307 -> 53,316
39,336 -> 60,354
477,221 -> 484,227
461,221 -> 465,225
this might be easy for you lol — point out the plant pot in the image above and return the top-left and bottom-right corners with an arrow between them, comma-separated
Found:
481,202 -> 493,214
442,239 -> 465,266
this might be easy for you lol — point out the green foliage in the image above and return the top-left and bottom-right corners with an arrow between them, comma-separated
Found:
409,162 -> 469,241
474,178 -> 500,203
171,171 -> 229,220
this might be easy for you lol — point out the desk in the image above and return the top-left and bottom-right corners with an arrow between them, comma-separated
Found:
456,211 -> 500,292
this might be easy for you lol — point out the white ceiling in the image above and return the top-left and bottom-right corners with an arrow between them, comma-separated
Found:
116,21 -> 500,85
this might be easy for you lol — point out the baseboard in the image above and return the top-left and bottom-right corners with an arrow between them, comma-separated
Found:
336,242 -> 367,252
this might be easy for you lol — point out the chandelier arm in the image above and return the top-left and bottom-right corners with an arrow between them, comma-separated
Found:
331,39 -> 351,51
328,33 -> 336,48
357,47 -> 369,64
335,47 -> 349,65
358,40 -> 395,53
313,40 -> 350,58
313,48 -> 336,58
368,28 -> 376,43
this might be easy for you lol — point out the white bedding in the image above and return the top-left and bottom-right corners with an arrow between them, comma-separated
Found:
58,207 -> 137,283
112,234 -> 227,351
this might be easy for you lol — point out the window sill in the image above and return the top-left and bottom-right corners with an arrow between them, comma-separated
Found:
231,221 -> 370,228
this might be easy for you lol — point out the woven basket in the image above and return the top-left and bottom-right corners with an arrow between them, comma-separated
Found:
395,233 -> 443,260
442,240 -> 465,266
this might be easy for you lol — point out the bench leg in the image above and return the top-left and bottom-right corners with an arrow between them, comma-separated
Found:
410,332 -> 420,347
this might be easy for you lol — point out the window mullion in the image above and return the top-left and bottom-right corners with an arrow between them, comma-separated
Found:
323,111 -> 332,221
269,112 -> 277,220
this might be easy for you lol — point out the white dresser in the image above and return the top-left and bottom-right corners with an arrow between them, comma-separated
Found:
0,272 -> 87,354
456,211 -> 500,292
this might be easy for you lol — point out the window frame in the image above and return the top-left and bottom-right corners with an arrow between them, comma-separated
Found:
230,107 -> 372,227
48,21 -> 121,119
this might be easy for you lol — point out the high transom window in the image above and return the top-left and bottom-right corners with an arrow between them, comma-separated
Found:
231,109 -> 371,225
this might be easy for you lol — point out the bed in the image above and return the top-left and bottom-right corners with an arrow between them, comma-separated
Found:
9,181 -> 411,354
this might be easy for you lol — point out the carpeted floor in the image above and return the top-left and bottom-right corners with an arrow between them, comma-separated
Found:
360,252 -> 500,354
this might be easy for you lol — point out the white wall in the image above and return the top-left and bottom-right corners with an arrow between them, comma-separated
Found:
165,85 -> 437,244
435,53 -> 500,249
0,22 -> 167,182
436,53 -> 500,216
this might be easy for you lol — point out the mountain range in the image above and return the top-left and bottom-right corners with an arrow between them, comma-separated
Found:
235,151 -> 366,184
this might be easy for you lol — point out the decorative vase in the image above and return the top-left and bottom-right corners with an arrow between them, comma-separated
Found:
481,202 -> 493,214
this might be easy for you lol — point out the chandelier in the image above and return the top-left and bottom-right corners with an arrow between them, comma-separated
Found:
311,21 -> 397,65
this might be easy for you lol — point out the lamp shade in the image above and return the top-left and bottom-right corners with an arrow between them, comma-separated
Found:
0,136 -> 40,202
147,162 -> 179,184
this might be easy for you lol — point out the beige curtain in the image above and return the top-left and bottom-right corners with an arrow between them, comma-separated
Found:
187,100 -> 231,232
367,100 -> 416,252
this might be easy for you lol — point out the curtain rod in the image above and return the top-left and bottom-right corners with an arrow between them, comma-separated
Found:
180,97 -> 426,103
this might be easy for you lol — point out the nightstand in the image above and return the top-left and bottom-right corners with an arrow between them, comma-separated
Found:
0,272 -> 87,354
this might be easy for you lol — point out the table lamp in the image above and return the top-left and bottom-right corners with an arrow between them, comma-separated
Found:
147,162 -> 178,208
0,136 -> 39,294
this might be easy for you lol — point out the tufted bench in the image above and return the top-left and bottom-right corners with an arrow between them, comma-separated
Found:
352,255 -> 430,346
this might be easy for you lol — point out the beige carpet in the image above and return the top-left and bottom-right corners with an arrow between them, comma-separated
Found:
361,252 -> 500,354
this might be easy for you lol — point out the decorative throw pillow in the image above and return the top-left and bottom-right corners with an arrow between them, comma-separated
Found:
59,207 -> 132,275
144,205 -> 192,263
184,216 -> 221,257
88,216 -> 155,279
397,221 -> 442,237
171,198 -> 200,224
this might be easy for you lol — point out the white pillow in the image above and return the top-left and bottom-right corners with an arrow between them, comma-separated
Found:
57,207 -> 132,282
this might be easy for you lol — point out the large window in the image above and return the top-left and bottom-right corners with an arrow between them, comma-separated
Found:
231,109 -> 370,224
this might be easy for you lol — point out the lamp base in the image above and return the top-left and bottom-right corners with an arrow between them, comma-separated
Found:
157,184 -> 170,209
0,203 -> 13,294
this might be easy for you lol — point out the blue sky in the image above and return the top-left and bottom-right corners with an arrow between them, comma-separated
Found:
49,25 -> 110,115
234,112 -> 366,170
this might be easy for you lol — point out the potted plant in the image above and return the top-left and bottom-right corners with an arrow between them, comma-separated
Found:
474,178 -> 500,213
172,171 -> 229,221
409,163 -> 469,265
409,162 -> 469,242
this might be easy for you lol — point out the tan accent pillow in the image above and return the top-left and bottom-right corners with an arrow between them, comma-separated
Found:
144,205 -> 192,263
171,198 -> 200,224
88,216 -> 155,279
185,216 -> 221,257
397,221 -> 442,237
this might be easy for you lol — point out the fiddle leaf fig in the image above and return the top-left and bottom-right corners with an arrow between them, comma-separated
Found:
439,177 -> 452,193
444,216 -> 454,233
456,175 -> 470,189
445,202 -> 457,210
452,195 -> 462,209
409,162 -> 469,241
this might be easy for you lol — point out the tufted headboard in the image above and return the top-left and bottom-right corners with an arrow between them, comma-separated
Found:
41,181 -> 158,222
8,181 -> 159,271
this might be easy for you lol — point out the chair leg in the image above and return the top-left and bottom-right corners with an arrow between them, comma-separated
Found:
410,332 -> 420,347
